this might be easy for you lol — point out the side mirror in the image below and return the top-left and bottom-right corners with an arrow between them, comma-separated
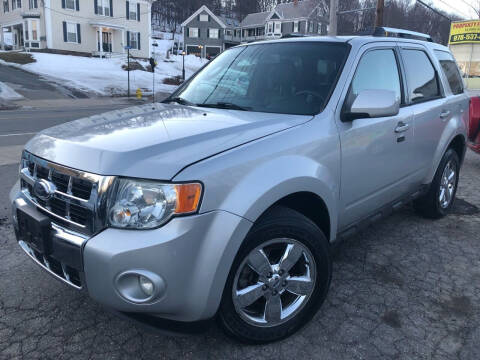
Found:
342,89 -> 400,122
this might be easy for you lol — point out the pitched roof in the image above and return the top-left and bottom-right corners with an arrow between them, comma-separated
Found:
181,5 -> 227,28
218,15 -> 240,28
240,1 -> 325,28
274,0 -> 319,19
240,11 -> 271,27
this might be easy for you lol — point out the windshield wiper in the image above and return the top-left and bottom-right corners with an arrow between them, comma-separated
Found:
197,102 -> 250,111
164,97 -> 196,106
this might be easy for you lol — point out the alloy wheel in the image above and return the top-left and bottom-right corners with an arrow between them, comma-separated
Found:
439,160 -> 457,209
232,238 -> 316,327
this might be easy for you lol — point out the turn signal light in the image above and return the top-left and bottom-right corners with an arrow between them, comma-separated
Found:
174,183 -> 202,214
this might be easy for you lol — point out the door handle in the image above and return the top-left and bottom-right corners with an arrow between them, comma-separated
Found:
440,110 -> 451,119
395,122 -> 410,133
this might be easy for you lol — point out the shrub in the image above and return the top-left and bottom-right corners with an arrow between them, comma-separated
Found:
162,75 -> 183,85
0,52 -> 36,64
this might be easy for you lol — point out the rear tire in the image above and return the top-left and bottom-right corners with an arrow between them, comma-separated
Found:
414,148 -> 460,219
218,206 -> 331,343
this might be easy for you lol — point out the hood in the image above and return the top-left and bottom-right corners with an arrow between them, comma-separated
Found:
25,103 -> 311,180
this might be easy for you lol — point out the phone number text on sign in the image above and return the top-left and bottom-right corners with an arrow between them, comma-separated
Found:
450,32 -> 480,43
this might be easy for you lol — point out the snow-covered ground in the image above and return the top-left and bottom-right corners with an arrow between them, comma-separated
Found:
0,35 -> 206,97
0,81 -> 23,100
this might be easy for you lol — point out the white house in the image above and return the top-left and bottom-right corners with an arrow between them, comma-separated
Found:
0,0 -> 152,58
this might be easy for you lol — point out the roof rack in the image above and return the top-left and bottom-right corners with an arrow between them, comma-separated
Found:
356,27 -> 433,42
372,27 -> 433,42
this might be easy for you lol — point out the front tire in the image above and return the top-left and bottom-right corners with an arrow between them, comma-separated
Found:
414,148 -> 460,219
218,206 -> 331,343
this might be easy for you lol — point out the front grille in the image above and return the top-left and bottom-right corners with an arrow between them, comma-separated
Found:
19,240 -> 82,289
19,152 -> 114,234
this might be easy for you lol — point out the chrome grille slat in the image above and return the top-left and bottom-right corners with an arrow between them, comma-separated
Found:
18,240 -> 82,289
19,152 -> 115,235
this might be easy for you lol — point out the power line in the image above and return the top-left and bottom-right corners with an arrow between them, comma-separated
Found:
458,0 -> 480,17
424,0 -> 470,19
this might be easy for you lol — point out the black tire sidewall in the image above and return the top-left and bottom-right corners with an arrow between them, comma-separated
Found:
433,149 -> 460,216
218,207 -> 331,344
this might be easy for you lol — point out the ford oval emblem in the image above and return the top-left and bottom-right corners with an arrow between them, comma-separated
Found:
33,179 -> 56,201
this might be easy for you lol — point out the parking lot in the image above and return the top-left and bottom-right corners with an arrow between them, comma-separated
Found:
0,149 -> 478,360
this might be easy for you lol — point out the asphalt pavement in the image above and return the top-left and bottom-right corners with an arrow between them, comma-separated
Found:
0,64 -> 88,100
0,99 -> 479,358
0,64 -> 479,358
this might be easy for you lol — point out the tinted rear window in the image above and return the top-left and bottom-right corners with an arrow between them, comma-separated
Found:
434,50 -> 464,95
402,49 -> 441,103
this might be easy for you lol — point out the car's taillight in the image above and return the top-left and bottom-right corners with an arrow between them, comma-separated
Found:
468,96 -> 480,142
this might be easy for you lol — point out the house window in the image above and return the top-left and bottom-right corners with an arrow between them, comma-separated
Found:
66,22 -> 78,42
65,0 -> 75,10
293,21 -> 299,33
97,0 -> 110,16
129,1 -> 137,20
318,23 -> 322,34
29,0 -> 37,8
268,22 -> 273,33
189,27 -> 198,38
208,28 -> 219,39
226,29 -> 232,36
3,0 -> 8,12
31,19 -> 38,40
199,14 -> 208,22
24,21 -> 28,40
12,0 -> 21,10
275,22 -> 281,33
129,31 -> 139,49
308,21 -> 314,33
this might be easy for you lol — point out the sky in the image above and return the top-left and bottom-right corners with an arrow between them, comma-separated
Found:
432,0 -> 479,20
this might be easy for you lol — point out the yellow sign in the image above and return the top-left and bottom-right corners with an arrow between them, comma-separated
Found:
449,20 -> 480,44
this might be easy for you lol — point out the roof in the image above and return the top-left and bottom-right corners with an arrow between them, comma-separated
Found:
181,5 -> 227,28
275,0 -> 320,19
240,11 -> 271,28
218,15 -> 240,28
240,0 -> 326,28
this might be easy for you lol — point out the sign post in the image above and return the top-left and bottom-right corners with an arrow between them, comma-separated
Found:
125,45 -> 132,97
150,41 -> 158,103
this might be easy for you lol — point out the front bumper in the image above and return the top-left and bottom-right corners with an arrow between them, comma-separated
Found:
10,182 -> 252,322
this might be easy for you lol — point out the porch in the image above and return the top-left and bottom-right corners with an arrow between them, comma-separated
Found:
89,21 -> 126,59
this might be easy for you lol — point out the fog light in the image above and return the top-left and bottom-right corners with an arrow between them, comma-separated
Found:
139,275 -> 154,296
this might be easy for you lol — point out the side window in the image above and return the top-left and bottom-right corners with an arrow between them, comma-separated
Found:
402,49 -> 440,103
345,49 -> 401,109
434,50 -> 464,95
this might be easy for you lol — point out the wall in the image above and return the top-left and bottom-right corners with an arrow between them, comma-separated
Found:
48,0 -> 151,58
184,9 -> 224,51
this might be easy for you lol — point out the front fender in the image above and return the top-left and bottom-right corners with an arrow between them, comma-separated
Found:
216,155 -> 338,242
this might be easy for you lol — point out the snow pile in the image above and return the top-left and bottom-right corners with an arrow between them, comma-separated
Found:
0,49 -> 205,97
0,81 -> 23,100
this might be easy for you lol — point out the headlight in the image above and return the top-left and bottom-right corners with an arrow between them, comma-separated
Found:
108,178 -> 202,229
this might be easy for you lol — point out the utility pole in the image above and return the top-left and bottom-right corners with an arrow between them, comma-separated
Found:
375,0 -> 385,27
328,0 -> 338,36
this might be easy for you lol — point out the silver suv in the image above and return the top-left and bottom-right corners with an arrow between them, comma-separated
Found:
10,28 -> 469,343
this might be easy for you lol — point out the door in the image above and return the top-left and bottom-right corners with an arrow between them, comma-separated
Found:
398,45 -> 450,179
337,45 -> 416,229
102,31 -> 112,52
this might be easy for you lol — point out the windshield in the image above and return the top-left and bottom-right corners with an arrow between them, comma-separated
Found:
172,42 -> 350,115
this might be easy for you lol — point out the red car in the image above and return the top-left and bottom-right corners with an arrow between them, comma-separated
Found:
469,96 -> 480,153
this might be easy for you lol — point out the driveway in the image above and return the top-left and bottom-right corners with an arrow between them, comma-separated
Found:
0,148 -> 479,359
0,64 -> 88,100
